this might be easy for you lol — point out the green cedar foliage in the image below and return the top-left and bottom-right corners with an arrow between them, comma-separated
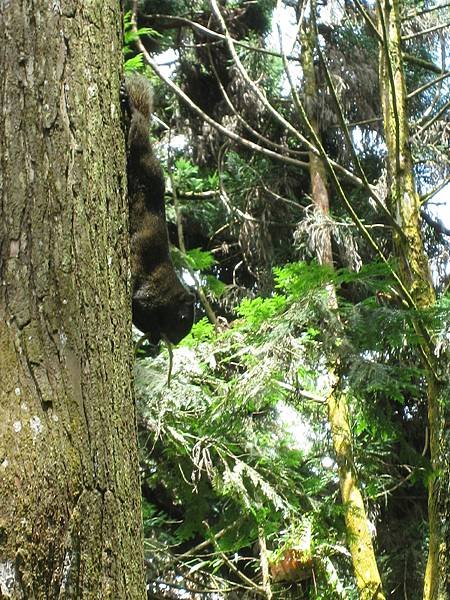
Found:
136,258 -> 441,597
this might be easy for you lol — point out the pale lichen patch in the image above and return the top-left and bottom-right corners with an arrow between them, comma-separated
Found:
9,240 -> 19,258
0,560 -> 16,597
59,548 -> 75,594
30,416 -> 44,437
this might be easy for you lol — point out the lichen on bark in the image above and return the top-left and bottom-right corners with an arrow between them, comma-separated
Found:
0,2 -> 145,598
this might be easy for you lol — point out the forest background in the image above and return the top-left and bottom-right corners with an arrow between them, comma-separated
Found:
127,0 -> 450,598
1,0 -> 449,598
121,0 -> 450,598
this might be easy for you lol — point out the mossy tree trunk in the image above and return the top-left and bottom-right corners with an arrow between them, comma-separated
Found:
377,0 -> 449,597
299,9 -> 385,599
0,2 -> 146,598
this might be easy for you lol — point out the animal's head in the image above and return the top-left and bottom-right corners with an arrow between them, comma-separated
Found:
132,261 -> 194,345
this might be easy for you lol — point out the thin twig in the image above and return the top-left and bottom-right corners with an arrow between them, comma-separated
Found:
276,380 -> 326,403
143,13 -> 302,62
219,551 -> 265,594
161,334 -> 174,387
206,41 -> 309,162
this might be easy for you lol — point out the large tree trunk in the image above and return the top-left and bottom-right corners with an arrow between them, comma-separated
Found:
377,0 -> 449,597
0,2 -> 145,598
299,9 -> 385,599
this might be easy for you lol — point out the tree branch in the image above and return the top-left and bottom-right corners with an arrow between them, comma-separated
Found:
135,6 -> 376,192
402,21 -> 450,41
206,41 -> 309,161
402,52 -> 444,74
209,0 -> 378,190
421,209 -> 450,237
143,13 -> 302,62
420,175 -> 450,205
402,1 -> 450,21
408,71 -> 450,99
414,98 -> 450,139
352,0 -> 383,42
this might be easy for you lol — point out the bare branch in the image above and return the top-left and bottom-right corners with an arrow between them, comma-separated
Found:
403,52 -> 444,74
206,41 -> 309,160
143,13 -> 303,62
352,0 -> 383,42
414,99 -> 450,138
209,0 -> 377,191
402,21 -> 450,41
209,0 -> 318,153
408,71 -> 450,99
421,209 -> 450,237
276,380 -> 326,403
420,175 -> 450,205
145,54 -> 309,168
173,190 -> 219,199
402,1 -> 450,21
218,551 -> 265,595
137,6 -> 375,192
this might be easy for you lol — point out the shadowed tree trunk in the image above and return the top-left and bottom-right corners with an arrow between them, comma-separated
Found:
300,6 -> 385,598
0,2 -> 146,598
377,1 -> 449,598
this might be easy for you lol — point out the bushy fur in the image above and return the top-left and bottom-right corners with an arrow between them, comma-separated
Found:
122,74 -> 194,344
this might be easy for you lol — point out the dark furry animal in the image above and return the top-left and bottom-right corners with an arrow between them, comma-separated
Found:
122,74 -> 194,344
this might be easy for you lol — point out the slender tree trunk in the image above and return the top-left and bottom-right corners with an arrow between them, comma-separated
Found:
300,9 -> 385,599
0,2 -> 145,598
377,0 -> 449,597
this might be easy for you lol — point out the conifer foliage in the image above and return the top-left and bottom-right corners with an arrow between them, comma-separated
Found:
126,0 -> 450,597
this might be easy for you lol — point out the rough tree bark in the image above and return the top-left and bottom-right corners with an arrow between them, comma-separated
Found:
377,0 -> 449,597
0,2 -> 146,598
